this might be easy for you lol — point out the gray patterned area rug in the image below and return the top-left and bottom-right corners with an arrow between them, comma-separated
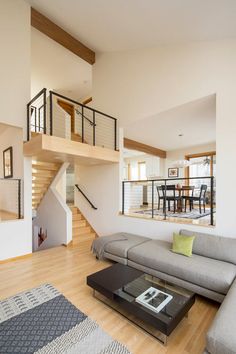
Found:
0,284 -> 131,354
135,208 -> 214,219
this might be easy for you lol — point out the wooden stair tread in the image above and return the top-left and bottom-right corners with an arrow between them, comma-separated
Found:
31,160 -> 61,210
73,220 -> 87,228
32,161 -> 60,170
71,206 -> 96,243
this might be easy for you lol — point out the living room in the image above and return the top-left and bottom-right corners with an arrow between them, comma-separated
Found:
1,1 -> 236,353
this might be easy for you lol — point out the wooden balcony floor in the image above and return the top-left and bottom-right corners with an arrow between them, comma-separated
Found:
24,134 -> 120,165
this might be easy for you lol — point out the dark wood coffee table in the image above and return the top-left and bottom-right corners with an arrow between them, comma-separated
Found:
87,263 -> 195,345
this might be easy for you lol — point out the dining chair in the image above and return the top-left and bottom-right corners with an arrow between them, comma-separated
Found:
181,186 -> 195,212
185,184 -> 208,214
161,185 -> 182,213
156,186 -> 164,210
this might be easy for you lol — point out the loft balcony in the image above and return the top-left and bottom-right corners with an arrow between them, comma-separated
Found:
24,89 -> 119,165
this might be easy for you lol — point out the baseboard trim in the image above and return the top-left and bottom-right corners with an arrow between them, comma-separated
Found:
0,253 -> 32,264
63,240 -> 73,247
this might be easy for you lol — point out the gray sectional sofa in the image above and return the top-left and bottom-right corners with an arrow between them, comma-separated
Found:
92,229 -> 236,354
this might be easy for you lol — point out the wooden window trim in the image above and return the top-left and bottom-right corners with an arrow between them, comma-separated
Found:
185,151 -> 216,181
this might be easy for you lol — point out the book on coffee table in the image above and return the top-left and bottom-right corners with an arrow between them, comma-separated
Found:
135,286 -> 173,313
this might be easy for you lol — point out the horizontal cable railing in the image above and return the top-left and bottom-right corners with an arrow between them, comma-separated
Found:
122,176 -> 215,226
0,179 -> 23,220
75,184 -> 97,210
27,89 -> 118,151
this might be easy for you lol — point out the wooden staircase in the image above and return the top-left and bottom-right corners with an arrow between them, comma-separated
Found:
70,206 -> 96,245
32,161 -> 61,210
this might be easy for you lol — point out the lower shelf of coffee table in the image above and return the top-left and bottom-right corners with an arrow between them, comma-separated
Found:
93,289 -> 178,346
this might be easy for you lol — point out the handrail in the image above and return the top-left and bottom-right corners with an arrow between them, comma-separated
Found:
27,88 -> 118,150
75,184 -> 97,210
122,176 -> 215,226
122,176 -> 214,183
50,91 -> 117,121
75,109 -> 96,126
27,88 -> 47,107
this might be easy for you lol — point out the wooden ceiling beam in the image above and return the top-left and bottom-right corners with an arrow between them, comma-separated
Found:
31,8 -> 95,65
124,138 -> 166,158
82,97 -> 92,105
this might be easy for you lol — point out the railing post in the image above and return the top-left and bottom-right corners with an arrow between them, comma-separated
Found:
114,119 -> 117,151
18,179 -> 21,219
164,179 -> 167,220
210,176 -> 214,226
49,91 -> 53,135
93,111 -> 96,146
82,106 -> 84,143
151,180 -> 154,218
27,104 -> 30,141
35,107 -> 37,133
43,88 -> 47,134
122,181 -> 125,215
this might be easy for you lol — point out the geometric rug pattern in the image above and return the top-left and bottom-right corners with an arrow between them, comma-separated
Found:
0,284 -> 131,354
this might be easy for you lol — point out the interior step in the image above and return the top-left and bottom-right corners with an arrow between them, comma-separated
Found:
73,226 -> 91,235
70,205 -> 96,243
31,160 -> 61,210
70,206 -> 79,214
32,161 -> 60,171
32,170 -> 56,178
72,232 -> 96,243
73,220 -> 87,228
72,213 -> 83,221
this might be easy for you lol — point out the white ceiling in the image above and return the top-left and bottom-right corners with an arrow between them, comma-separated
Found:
27,0 -> 236,52
31,28 -> 92,100
125,95 -> 216,151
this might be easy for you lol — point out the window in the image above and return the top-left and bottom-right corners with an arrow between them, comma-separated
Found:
186,152 -> 216,189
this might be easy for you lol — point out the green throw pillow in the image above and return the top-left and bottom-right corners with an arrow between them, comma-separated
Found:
172,233 -> 195,257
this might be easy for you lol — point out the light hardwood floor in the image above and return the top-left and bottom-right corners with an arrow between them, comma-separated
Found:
0,239 -> 219,354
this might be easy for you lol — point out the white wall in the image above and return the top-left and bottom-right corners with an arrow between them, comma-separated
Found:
0,0 -> 30,133
0,0 -> 32,261
0,125 -> 24,179
0,158 -> 32,261
0,125 -> 24,214
75,39 -> 236,239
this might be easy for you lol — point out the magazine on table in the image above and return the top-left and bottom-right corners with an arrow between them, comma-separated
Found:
135,286 -> 173,313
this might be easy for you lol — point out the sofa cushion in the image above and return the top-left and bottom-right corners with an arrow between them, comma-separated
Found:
104,233 -> 150,259
128,240 -> 236,295
180,229 -> 236,265
172,232 -> 195,257
206,279 -> 236,354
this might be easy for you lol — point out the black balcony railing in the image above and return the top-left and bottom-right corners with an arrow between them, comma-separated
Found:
0,178 -> 22,220
27,89 -> 118,151
122,176 -> 215,226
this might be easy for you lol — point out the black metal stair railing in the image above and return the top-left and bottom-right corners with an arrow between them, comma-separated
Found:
75,184 -> 97,210
27,89 -> 118,151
